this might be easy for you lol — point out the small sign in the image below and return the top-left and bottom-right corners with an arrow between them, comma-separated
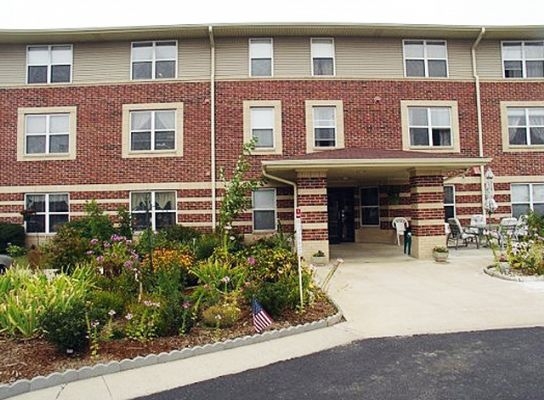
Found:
295,208 -> 301,218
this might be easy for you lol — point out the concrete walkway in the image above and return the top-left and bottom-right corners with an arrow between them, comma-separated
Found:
9,244 -> 544,400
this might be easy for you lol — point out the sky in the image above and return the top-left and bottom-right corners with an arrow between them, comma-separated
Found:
2,0 -> 543,29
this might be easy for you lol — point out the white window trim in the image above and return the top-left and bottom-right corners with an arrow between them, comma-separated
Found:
17,106 -> 77,161
360,186 -> 380,227
252,188 -> 277,232
130,40 -> 178,81
501,40 -> 544,79
130,191 -> 177,231
248,38 -> 274,77
402,39 -> 449,78
500,101 -> 544,152
400,100 -> 460,153
122,103 -> 184,158
26,44 -> 73,84
24,193 -> 70,234
243,100 -> 282,155
305,100 -> 344,153
310,38 -> 335,77
444,184 -> 456,219
511,183 -> 544,217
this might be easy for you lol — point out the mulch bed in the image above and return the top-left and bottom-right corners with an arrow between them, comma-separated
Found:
0,298 -> 337,385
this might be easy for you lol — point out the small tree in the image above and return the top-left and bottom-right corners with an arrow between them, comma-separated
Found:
218,141 -> 262,235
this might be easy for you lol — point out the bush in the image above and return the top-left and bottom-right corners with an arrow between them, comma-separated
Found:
158,225 -> 201,245
43,225 -> 89,273
201,302 -> 241,328
194,233 -> 222,260
0,223 -> 25,253
124,299 -> 162,342
41,301 -> 88,353
67,200 -> 114,242
88,290 -> 126,324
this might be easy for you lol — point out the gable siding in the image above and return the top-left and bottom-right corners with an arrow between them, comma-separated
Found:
447,39 -> 473,80
215,37 -> 248,78
73,41 -> 129,83
179,39 -> 210,80
476,40 -> 503,80
0,45 -> 26,86
274,37 -> 311,77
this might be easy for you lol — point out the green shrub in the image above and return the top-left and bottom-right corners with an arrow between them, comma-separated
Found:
43,225 -> 89,273
41,300 -> 88,353
67,200 -> 114,241
201,302 -> 241,328
158,225 -> 201,245
116,205 -> 133,239
124,299 -> 162,342
245,280 -> 291,317
194,233 -> 222,260
6,243 -> 26,258
0,223 -> 25,253
88,290 -> 126,323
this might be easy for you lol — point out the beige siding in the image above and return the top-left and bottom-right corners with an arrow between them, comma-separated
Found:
215,38 -> 248,78
73,41 -> 129,83
447,40 -> 473,79
476,40 -> 503,80
179,39 -> 210,79
335,37 -> 403,78
0,45 -> 26,86
275,37 -> 311,77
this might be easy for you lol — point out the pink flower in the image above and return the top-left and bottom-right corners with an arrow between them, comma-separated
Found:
96,256 -> 104,263
247,256 -> 256,265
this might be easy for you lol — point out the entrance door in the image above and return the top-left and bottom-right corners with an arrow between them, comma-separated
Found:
327,188 -> 355,244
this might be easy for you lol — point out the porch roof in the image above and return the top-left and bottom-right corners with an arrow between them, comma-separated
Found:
262,148 -> 491,183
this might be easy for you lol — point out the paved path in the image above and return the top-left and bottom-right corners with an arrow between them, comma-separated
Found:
9,244 -> 544,399
137,327 -> 544,400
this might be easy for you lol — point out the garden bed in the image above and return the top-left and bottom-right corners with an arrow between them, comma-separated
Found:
483,265 -> 544,282
0,296 -> 337,385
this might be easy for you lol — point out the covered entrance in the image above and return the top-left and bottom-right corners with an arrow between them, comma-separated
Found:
327,187 -> 355,244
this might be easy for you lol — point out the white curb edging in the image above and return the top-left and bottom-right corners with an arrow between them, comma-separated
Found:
483,265 -> 544,282
0,309 -> 343,400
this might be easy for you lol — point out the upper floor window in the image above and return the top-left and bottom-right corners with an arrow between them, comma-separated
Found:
243,100 -> 282,155
311,38 -> 335,76
249,38 -> 273,77
121,103 -> 184,158
131,191 -> 176,231
252,188 -> 277,231
408,106 -> 452,147
313,106 -> 337,147
131,41 -> 177,80
25,193 -> 69,233
511,183 -> 544,218
251,107 -> 275,148
403,40 -> 448,77
502,41 -> 544,78
507,107 -> 544,146
130,110 -> 175,152
17,106 -> 77,161
305,100 -> 344,152
27,45 -> 72,84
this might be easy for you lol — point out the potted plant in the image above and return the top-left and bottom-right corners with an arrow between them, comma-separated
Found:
496,253 -> 510,274
432,245 -> 449,262
312,250 -> 328,265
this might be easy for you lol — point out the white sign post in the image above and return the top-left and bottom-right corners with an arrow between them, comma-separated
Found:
294,208 -> 304,310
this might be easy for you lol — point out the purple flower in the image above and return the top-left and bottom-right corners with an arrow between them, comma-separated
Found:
86,250 -> 94,255
182,301 -> 191,310
96,256 -> 104,263
124,260 -> 133,269
103,242 -> 111,249
90,238 -> 99,246
247,256 -> 256,266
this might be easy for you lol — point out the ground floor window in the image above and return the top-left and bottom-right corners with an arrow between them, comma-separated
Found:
24,193 -> 69,233
252,188 -> 276,231
444,185 -> 456,221
360,187 -> 380,226
131,191 -> 176,231
511,183 -> 544,218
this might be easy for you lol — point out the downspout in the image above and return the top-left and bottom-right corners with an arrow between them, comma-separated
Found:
262,166 -> 304,310
471,27 -> 486,216
209,26 -> 217,231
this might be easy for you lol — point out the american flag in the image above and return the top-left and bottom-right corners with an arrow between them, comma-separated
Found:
252,298 -> 273,333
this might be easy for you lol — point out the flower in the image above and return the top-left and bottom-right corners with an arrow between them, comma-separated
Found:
96,256 -> 104,263
221,276 -> 231,284
86,250 -> 94,255
247,256 -> 256,266
90,238 -> 99,246
108,309 -> 116,317
125,313 -> 133,321
182,301 -> 191,309
432,245 -> 449,253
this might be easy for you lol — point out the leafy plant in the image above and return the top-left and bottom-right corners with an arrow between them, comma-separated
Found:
201,302 -> 241,329
6,243 -> 26,258
42,300 -> 88,354
116,205 -> 133,239
0,223 -> 25,253
432,245 -> 449,253
43,225 -> 89,273
124,299 -> 162,342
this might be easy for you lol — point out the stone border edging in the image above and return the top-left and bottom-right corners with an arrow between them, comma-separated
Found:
483,265 -> 544,282
0,309 -> 343,400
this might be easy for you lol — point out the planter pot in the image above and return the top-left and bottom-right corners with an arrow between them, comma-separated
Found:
312,256 -> 328,265
432,251 -> 449,263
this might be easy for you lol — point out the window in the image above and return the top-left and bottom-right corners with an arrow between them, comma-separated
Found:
401,101 -> 461,152
506,107 -> 544,146
408,107 -> 452,147
444,185 -> 456,221
252,189 -> 276,231
360,187 -> 380,226
122,103 -> 183,158
511,184 -> 544,218
25,193 -> 69,233
249,38 -> 273,77
27,45 -> 72,84
313,106 -> 336,147
131,41 -> 177,80
131,191 -> 176,231
250,107 -> 275,148
403,40 -> 448,77
243,101 -> 282,154
305,100 -> 344,152
311,38 -> 335,76
130,110 -> 175,151
17,106 -> 77,161
502,41 -> 544,78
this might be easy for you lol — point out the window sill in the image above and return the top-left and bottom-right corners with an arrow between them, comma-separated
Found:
123,150 -> 182,158
18,154 -> 75,161
503,145 -> 544,152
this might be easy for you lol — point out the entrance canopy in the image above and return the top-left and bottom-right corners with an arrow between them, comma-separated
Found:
262,148 -> 490,182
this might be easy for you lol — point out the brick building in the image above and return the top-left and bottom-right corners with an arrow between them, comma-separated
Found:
0,23 -> 542,259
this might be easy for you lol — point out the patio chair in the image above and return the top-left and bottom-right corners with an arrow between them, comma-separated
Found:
467,214 -> 486,235
391,217 -> 409,246
447,217 -> 480,249
514,215 -> 529,240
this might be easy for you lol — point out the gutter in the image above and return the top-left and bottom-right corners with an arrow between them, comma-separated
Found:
471,27 -> 487,216
209,26 -> 217,231
262,165 -> 304,310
